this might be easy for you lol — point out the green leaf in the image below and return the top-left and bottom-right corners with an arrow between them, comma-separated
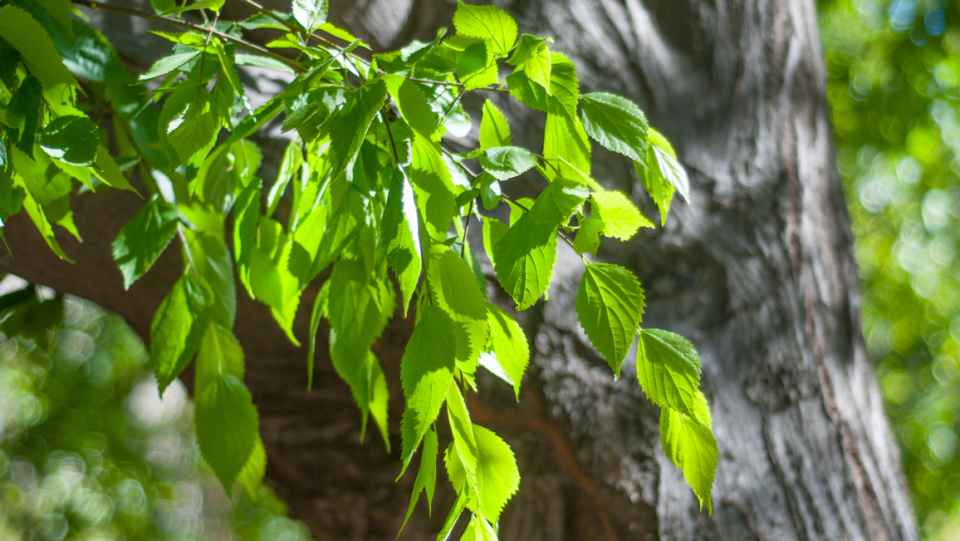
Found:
195,374 -> 259,491
381,168 -> 422,315
408,131 -> 456,240
93,145 -> 136,191
481,215 -> 506,267
400,305 -> 457,473
484,303 -> 529,399
112,198 -> 179,290
638,329 -> 711,427
636,158 -> 673,226
233,178 -> 261,296
543,112 -> 591,182
13,173 -> 70,261
649,127 -> 690,202
249,217 -> 301,345
479,146 -> 536,181
573,216 -> 603,256
214,43 -> 244,99
660,407 -> 717,514
182,230 -> 236,328
151,274 -> 213,394
462,515 -> 498,541
324,78 -> 386,180
36,0 -> 74,39
429,247 -> 489,367
575,263 -> 645,376
580,92 -> 649,163
507,34 -> 551,66
194,323 -> 244,392
528,178 -> 589,225
6,76 -> 42,157
401,427 -> 439,533
478,172 -> 500,211
479,99 -> 512,149
383,74 -> 439,139
472,425 -> 520,522
39,116 -> 100,166
266,139 -> 302,216
293,0 -> 329,31
591,190 -> 652,240
235,53 -> 295,74
445,386 -> 478,485
311,186 -> 364,278
237,435 -> 267,499
493,213 -> 557,310
0,37 -> 22,89
456,41 -> 498,90
452,1 -> 518,57
165,92 -> 219,165
306,280 -> 328,391
139,51 -> 201,81
520,43 -> 551,92
506,70 -> 548,112
437,483 -> 468,541
0,6 -> 75,88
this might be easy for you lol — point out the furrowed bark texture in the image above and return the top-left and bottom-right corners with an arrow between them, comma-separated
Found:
3,0 -> 917,539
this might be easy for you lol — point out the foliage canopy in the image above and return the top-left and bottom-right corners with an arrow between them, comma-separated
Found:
0,0 -> 716,533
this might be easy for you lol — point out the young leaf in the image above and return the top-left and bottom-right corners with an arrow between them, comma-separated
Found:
194,323 -> 245,397
591,190 -> 653,240
408,131 -> 456,240
580,92 -> 649,163
528,178 -> 590,225
233,178 -> 262,296
400,305 -> 457,473
139,51 -> 201,81
237,435 -> 267,499
181,230 -> 237,328
14,174 -> 71,261
480,99 -> 512,149
472,425 -> 520,522
573,216 -> 603,256
429,247 -> 490,367
484,303 -> 529,399
112,198 -> 179,290
452,1 -> 518,57
649,127 -> 690,202
0,6 -> 75,88
165,93 -> 219,164
660,407 -> 718,514
543,112 -> 591,181
195,374 -> 259,492
457,41 -> 499,90
461,515 -> 498,541
478,172 -> 501,211
437,483 -> 468,541
401,427 -> 439,533
381,168 -> 422,314
293,0 -> 329,32
323,78 -> 387,181
151,274 -> 213,393
39,116 -> 100,166
481,215 -> 507,267
383,74 -> 439,139
506,69 -> 548,112
508,34 -> 551,66
636,158 -> 674,226
575,263 -> 645,376
493,213 -> 557,310
479,146 -> 536,180
638,329 -> 711,427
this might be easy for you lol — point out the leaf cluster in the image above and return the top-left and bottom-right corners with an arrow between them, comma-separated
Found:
0,0 -> 717,534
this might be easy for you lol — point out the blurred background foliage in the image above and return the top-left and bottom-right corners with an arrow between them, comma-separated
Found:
0,278 -> 311,541
821,0 -> 960,538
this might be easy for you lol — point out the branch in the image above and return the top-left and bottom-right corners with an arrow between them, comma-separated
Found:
72,0 -> 306,73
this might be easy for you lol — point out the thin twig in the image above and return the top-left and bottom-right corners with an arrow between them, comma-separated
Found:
381,112 -> 401,165
72,0 -> 306,73
408,77 -> 511,94
460,201 -> 474,258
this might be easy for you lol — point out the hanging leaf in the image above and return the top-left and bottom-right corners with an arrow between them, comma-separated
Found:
580,92 -> 649,163
493,213 -> 557,310
112,198 -> 180,290
151,274 -> 214,393
575,263 -> 645,376
452,0 -> 518,57
660,407 -> 717,514
195,374 -> 259,491
479,146 -> 537,180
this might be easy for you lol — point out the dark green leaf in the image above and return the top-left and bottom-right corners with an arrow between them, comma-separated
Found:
112,198 -> 180,290
580,92 -> 649,163
0,37 -> 21,89
139,51 -> 201,81
195,374 -> 259,491
39,116 -> 100,166
0,6 -> 75,88
151,274 -> 213,393
492,213 -> 557,310
6,76 -> 42,157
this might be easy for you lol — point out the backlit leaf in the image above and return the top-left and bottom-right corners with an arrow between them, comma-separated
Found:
151,274 -> 213,393
591,190 -> 652,240
660,407 -> 717,514
112,198 -> 179,290
580,92 -> 649,163
493,213 -> 557,310
452,1 -> 518,57
195,374 -> 259,491
575,263 -> 645,375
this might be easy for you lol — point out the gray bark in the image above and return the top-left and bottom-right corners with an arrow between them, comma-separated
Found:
4,0 -> 918,539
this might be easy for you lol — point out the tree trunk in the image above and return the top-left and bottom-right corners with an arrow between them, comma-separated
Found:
3,0 -> 919,539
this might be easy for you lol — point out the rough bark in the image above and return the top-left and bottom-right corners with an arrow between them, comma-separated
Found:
3,0 -> 918,539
